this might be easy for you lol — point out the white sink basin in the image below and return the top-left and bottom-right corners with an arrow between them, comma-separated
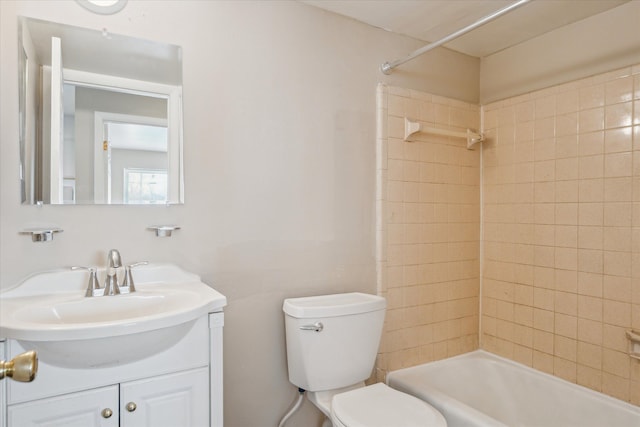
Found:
0,264 -> 226,368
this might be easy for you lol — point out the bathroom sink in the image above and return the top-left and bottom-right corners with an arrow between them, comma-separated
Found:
0,264 -> 226,368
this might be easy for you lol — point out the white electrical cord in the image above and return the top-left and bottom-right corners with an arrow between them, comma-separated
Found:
278,388 -> 306,427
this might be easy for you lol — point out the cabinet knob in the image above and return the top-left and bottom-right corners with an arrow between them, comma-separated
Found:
126,402 -> 137,412
101,408 -> 113,418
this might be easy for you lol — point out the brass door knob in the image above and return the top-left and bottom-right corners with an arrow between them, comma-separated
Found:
101,408 -> 113,418
126,402 -> 137,412
0,350 -> 38,382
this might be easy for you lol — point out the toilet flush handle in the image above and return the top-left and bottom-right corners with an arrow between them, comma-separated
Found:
299,322 -> 323,332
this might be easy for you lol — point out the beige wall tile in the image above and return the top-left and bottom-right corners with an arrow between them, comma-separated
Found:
603,300 -> 631,327
579,131 -> 604,156
377,86 -> 480,380
557,113 -> 578,137
536,95 -> 556,119
557,90 -> 579,115
555,359 -> 578,384
480,69 -> 639,405
579,108 -> 605,133
578,341 -> 603,369
533,350 -> 554,374
602,324 -> 629,353
578,226 -> 603,250
603,228 -> 632,252
578,318 -> 603,345
556,247 -> 578,270
604,202 -> 632,227
604,177 -> 632,202
605,76 -> 634,105
604,152 -> 632,178
578,295 -> 603,321
534,308 -> 555,332
556,135 -> 578,159
605,127 -> 633,153
555,293 -> 578,316
633,304 -> 640,329
579,179 -> 604,202
555,269 -> 578,293
602,348 -> 631,379
578,364 -> 603,392
579,203 -> 604,226
555,313 -> 578,339
578,249 -> 603,274
602,372 -> 630,402
534,139 -> 556,162
579,85 -> 605,110
556,181 -> 579,203
603,250 -> 632,277
605,102 -> 633,129
631,380 -> 640,406
381,68 -> 640,407
556,158 -> 579,181
579,155 -> 604,179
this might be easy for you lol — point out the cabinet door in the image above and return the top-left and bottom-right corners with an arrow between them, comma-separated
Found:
7,385 -> 118,427
121,367 -> 209,427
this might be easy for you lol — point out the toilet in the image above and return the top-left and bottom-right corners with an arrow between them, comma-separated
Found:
283,292 -> 447,427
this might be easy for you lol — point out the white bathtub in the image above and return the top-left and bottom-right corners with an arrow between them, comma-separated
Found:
387,350 -> 640,427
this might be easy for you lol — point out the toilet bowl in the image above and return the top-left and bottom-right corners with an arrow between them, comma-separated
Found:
282,292 -> 447,427
331,383 -> 446,427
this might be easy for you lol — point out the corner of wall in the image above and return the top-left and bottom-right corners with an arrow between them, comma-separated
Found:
480,1 -> 640,104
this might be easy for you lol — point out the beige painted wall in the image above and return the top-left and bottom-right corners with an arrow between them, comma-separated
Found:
482,64 -> 640,405
0,1 -> 478,426
481,1 -> 640,104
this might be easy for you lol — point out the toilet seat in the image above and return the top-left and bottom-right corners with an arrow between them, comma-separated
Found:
330,383 -> 447,427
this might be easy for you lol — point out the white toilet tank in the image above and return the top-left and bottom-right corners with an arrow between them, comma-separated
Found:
283,292 -> 386,392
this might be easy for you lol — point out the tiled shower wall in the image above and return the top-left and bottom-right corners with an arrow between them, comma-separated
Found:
482,64 -> 640,405
375,84 -> 481,381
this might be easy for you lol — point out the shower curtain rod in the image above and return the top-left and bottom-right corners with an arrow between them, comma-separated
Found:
380,0 -> 530,74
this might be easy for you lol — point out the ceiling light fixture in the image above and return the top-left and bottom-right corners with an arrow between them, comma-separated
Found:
75,0 -> 128,15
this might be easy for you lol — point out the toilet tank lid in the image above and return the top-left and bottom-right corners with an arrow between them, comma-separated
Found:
283,292 -> 386,318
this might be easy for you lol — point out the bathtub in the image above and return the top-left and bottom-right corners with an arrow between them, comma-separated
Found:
386,350 -> 640,427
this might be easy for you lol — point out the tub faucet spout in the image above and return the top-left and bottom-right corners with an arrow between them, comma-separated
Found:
104,249 -> 122,296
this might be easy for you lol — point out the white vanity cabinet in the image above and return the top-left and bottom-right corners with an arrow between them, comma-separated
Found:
2,312 -> 224,427
8,367 -> 209,427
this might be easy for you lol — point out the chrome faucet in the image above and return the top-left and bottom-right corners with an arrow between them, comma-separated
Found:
104,249 -> 122,296
74,250 -> 146,297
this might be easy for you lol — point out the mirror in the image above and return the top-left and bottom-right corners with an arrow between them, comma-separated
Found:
18,17 -> 184,205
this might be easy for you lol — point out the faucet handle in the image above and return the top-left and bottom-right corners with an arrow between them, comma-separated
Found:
128,261 -> 149,268
71,266 -> 102,297
121,261 -> 148,294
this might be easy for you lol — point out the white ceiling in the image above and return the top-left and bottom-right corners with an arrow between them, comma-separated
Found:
302,0 -> 630,58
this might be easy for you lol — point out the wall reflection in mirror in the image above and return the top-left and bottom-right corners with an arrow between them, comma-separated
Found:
18,17 -> 184,205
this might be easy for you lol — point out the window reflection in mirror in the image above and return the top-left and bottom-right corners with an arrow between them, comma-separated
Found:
103,119 -> 169,204
124,169 -> 168,204
18,16 -> 183,205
